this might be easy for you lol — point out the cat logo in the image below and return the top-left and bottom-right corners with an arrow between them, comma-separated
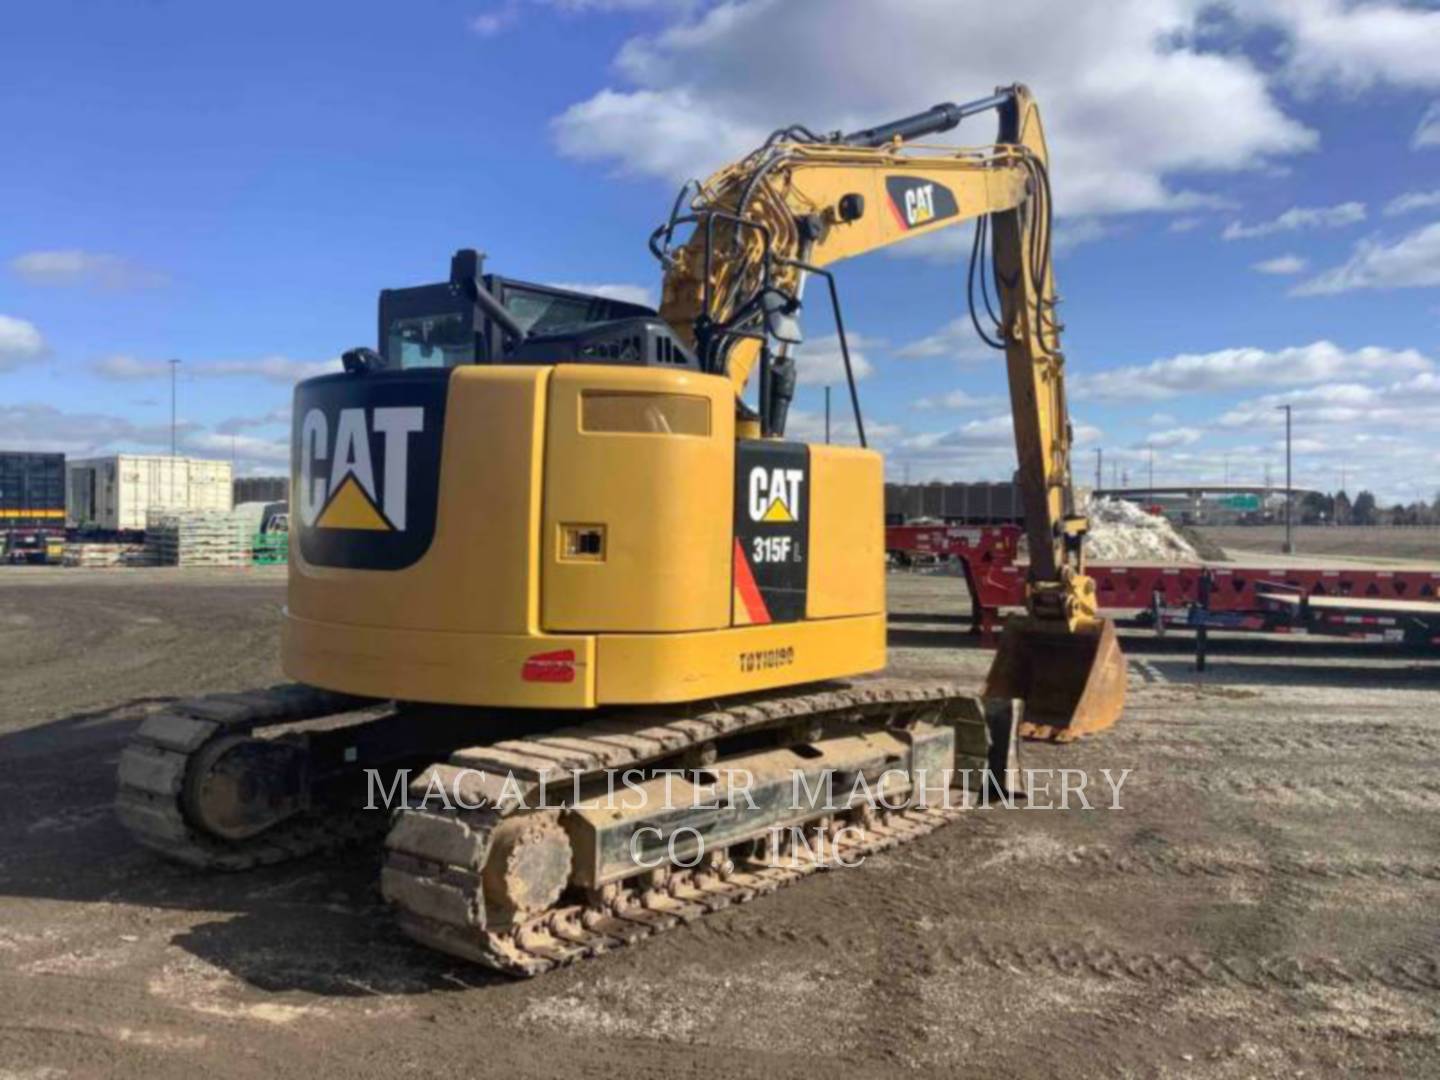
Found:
884,176 -> 959,232
748,466 -> 803,524
903,183 -> 936,226
298,406 -> 424,532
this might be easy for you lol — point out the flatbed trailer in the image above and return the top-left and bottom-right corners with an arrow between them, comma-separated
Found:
886,523 -> 1440,648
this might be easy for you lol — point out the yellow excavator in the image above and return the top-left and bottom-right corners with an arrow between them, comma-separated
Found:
116,85 -> 1125,974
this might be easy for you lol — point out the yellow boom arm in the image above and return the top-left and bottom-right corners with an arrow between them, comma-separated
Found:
655,84 -> 1125,739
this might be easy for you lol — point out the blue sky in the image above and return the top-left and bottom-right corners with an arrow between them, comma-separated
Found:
2,0 -> 1438,502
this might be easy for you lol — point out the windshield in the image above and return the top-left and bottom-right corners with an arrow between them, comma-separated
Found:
501,284 -> 597,336
386,312 -> 473,369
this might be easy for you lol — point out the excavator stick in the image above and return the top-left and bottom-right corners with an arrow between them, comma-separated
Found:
983,617 -> 1127,742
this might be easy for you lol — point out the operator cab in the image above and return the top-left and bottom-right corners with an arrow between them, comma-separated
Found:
371,249 -> 699,373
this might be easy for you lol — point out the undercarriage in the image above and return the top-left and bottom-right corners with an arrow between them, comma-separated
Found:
116,680 -> 1018,976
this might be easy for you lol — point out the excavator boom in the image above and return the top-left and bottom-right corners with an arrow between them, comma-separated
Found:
655,85 -> 1125,739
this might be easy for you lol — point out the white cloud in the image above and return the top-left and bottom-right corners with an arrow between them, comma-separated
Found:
1383,189 -> 1440,217
1252,254 -> 1307,275
1415,103 -> 1440,149
1293,221 -> 1440,296
215,407 -> 291,436
1138,426 -> 1202,449
548,281 -> 656,307
0,315 -> 47,371
895,317 -> 994,362
1216,374 -> 1440,438
1222,202 -> 1366,240
912,389 -> 1000,411
1238,0 -> 1440,95
0,401 -> 287,472
794,332 -> 875,387
469,7 -> 518,36
783,407 -> 898,447
8,250 -> 167,290
1073,341 -> 1431,401
0,402 -> 182,455
1052,218 -> 1114,255
552,1 -> 1314,218
93,354 -> 335,383
1167,217 -> 1203,233
186,431 -> 289,466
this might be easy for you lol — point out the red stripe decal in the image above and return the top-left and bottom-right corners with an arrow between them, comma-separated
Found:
886,194 -> 909,230
733,539 -> 772,625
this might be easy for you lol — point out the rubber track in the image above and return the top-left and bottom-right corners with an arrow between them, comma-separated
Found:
381,680 -> 980,977
115,683 -> 381,869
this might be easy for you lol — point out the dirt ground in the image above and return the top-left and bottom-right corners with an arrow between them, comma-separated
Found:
2,566 -> 1438,1078
1197,525 -> 1440,564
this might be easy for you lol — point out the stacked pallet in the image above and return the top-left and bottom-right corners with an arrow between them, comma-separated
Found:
145,510 -> 251,567
63,541 -> 158,568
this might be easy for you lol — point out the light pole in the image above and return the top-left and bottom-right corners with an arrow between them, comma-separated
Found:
1277,404 -> 1293,554
168,358 -> 182,458
1095,447 -> 1103,492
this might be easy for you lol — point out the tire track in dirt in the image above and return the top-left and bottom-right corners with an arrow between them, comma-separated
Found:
956,939 -> 1440,993
1104,730 -> 1440,755
1153,771 -> 1440,810
1057,844 -> 1440,883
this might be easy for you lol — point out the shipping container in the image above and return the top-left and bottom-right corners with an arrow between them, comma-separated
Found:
233,475 -> 289,504
0,451 -> 66,527
67,455 -> 233,533
883,479 -> 1025,525
1,451 -> 66,561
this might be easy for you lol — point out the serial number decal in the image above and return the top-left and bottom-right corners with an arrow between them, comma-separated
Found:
739,646 -> 795,673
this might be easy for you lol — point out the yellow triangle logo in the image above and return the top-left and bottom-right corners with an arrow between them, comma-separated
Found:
315,474 -> 392,531
761,496 -> 795,523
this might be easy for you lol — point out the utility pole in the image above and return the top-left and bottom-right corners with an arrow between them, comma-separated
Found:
169,357 -> 182,508
168,358 -> 181,458
1277,404 -> 1293,554
824,386 -> 831,445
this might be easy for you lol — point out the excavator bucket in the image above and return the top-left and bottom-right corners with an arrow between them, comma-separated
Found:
983,617 -> 1127,742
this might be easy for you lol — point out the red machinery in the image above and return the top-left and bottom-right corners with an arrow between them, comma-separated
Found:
887,523 -> 1440,648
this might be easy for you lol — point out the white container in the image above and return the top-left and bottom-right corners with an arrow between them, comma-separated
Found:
67,455 -> 234,532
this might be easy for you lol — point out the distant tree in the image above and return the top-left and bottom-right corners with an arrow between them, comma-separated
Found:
1333,490 -> 1352,525
1299,491 -> 1331,524
1352,490 -> 1378,525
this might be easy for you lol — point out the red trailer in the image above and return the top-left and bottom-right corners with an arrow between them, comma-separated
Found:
886,523 -> 1440,648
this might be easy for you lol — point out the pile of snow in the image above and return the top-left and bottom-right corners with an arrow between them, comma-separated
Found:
1082,496 -> 1198,564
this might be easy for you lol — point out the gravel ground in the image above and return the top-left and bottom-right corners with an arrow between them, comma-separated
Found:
2,566 -> 1438,1078
1198,526 -> 1440,564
